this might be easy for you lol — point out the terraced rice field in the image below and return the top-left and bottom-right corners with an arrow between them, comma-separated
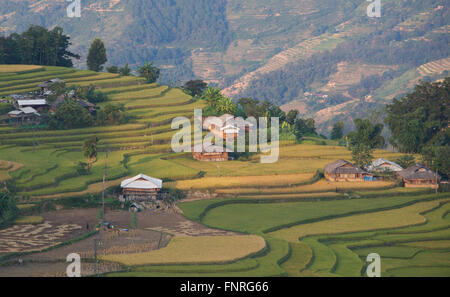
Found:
417,57 -> 450,76
1,65 -> 448,277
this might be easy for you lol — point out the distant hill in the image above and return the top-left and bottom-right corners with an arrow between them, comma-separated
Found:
1,0 -> 448,134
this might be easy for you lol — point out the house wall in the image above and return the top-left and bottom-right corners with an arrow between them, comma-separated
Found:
193,152 -> 228,162
404,179 -> 438,188
325,172 -> 371,182
121,188 -> 161,202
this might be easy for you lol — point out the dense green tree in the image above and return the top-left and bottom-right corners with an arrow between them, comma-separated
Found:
237,98 -> 265,118
0,25 -> 79,66
87,38 -> 107,72
137,62 -> 160,83
83,136 -> 99,173
421,145 -> 450,179
331,121 -> 344,140
119,64 -> 132,76
201,87 -> 223,108
350,144 -> 374,169
394,155 -> 416,169
294,118 -> 317,141
183,80 -> 207,97
72,85 -> 108,104
346,118 -> 384,168
216,96 -> 237,115
48,99 -> 94,129
286,110 -> 299,126
385,78 -> 449,153
106,65 -> 119,74
0,191 -> 18,227
97,103 -> 130,125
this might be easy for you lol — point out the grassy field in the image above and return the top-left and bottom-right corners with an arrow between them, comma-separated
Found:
101,235 -> 266,266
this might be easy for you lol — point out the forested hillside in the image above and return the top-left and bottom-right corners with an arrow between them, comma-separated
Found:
0,0 -> 448,134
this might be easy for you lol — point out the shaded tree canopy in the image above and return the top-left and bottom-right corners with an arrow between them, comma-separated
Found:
347,118 -> 385,149
183,80 -> 207,97
384,78 -> 449,153
0,25 -> 79,67
331,121 -> 345,140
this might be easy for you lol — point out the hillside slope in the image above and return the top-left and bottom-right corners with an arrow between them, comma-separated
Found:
0,0 -> 448,134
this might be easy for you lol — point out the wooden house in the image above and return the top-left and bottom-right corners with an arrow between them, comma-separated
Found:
367,158 -> 403,173
193,144 -> 231,162
324,159 -> 374,182
119,174 -> 163,202
8,107 -> 40,126
203,114 -> 255,139
398,164 -> 440,188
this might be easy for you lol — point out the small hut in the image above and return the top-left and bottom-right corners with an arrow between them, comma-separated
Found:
398,164 -> 440,188
193,144 -> 231,162
119,174 -> 163,202
324,159 -> 374,182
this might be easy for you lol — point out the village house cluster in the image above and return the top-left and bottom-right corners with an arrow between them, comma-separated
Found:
3,78 -> 96,126
193,113 -> 255,162
324,158 -> 441,188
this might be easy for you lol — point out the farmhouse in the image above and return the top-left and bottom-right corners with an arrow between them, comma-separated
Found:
324,159 -> 374,182
193,144 -> 231,162
203,114 -> 255,139
8,107 -> 40,126
367,158 -> 403,172
119,174 -> 163,202
16,99 -> 48,112
398,164 -> 440,188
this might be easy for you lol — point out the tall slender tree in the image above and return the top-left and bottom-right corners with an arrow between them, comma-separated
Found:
87,39 -> 107,72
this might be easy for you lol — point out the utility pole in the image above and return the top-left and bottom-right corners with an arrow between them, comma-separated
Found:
94,238 -> 98,276
435,168 -> 438,195
101,148 -> 109,224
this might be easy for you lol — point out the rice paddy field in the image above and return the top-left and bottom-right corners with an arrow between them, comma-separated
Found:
0,65 -> 449,277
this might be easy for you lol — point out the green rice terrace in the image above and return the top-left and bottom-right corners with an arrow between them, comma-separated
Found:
0,65 -> 449,277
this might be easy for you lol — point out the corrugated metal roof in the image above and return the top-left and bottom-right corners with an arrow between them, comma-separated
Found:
121,174 -> 163,189
18,99 -> 47,106
368,158 -> 403,172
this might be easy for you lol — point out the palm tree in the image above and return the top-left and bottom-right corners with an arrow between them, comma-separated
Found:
138,62 -> 160,83
202,87 -> 223,108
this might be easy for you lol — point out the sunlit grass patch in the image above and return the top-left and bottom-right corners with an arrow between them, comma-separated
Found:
101,235 -> 266,266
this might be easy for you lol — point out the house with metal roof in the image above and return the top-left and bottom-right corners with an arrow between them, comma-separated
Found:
16,99 -> 48,112
398,164 -> 440,188
203,114 -> 255,139
367,158 -> 403,172
324,159 -> 374,182
8,107 -> 40,126
119,174 -> 163,202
